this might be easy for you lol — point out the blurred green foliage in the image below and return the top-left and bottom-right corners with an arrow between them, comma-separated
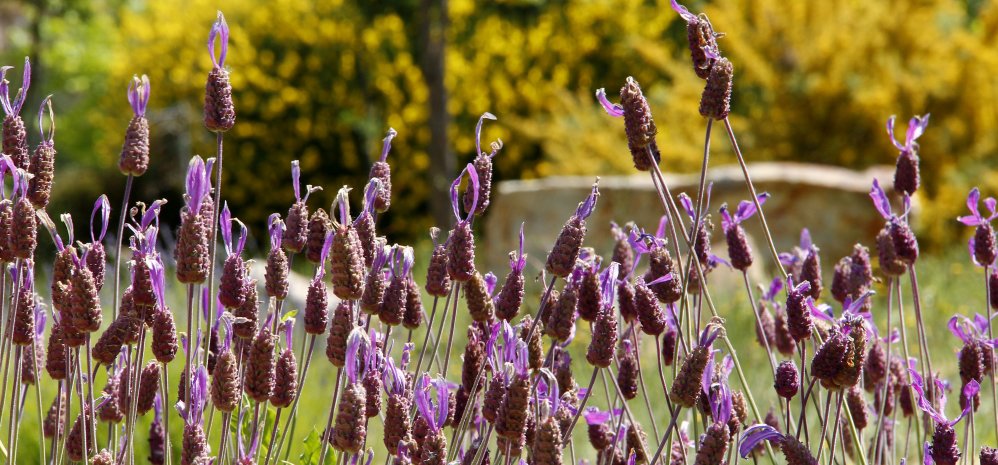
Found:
3,0 -> 998,247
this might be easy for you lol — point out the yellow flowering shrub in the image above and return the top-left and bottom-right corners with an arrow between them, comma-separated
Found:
20,0 -> 998,244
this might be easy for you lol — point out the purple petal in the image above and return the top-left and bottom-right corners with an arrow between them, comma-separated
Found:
333,186 -> 352,226
951,379 -> 980,426
646,272 -> 673,286
595,89 -> 624,117
655,215 -> 668,240
283,319 -> 294,348
361,178 -> 381,216
670,0 -> 698,22
738,424 -> 783,458
149,259 -> 167,311
140,199 -> 166,231
599,262 -> 620,309
90,195 -> 111,244
967,187 -> 982,219
267,213 -> 284,251
345,328 -> 369,383
450,164 -> 478,222
800,228 -> 812,250
886,116 -> 905,151
220,202 -> 233,255
433,377 -> 452,429
510,222 -> 527,272
484,272 -> 498,297
576,181 -> 600,220
909,365 -> 947,424
948,316 -> 971,344
986,198 -> 998,220
208,11 -> 229,68
923,443 -> 932,465
627,452 -> 636,465
719,205 -> 733,232
870,179 -> 892,219
809,301 -> 833,323
764,277 -> 784,302
583,407 -> 612,425
475,113 -> 497,158
291,160 -> 302,202
701,350 -> 716,394
958,215 -> 982,226
678,193 -> 696,220
844,290 -> 875,316
906,114 -> 929,145
381,127 -> 397,163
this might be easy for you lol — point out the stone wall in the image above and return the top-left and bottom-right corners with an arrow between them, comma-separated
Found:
482,162 -> 898,281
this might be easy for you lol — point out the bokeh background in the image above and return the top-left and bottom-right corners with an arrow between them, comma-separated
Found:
2,0 -> 998,248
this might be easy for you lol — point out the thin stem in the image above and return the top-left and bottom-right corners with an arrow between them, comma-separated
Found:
441,283 -> 463,378
317,367 -> 344,465
217,411 -> 232,465
825,393 -> 844,465
907,266 -> 935,399
161,365 -> 173,465
742,272 -> 778,375
520,276 -> 559,355
815,391 -> 834,462
873,277 -> 895,465
721,117 -> 787,278
631,338 -> 660,439
273,335 -> 317,463
83,337 -> 97,458
111,174 -> 134,319
984,265 -> 998,444
262,408 -> 284,465
184,284 -> 195,409
74,350 -> 90,465
31,341 -> 45,465
560,368 -> 599,444
410,296 -> 440,381
0,259 -> 22,434
646,405 -> 683,465
7,346 -> 22,465
605,366 -> 650,461
125,328 -> 147,465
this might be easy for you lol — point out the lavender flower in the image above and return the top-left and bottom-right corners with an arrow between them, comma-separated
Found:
871,178 -> 918,264
464,113 -> 501,216
495,223 -> 527,321
720,193 -> 769,271
369,128 -> 396,213
119,75 -> 151,176
175,156 -> 213,284
218,202 -> 249,309
957,187 -> 998,267
284,160 -> 321,253
886,114 -> 929,197
910,361 -> 979,465
447,163 -> 480,282
28,96 -> 56,208
205,11 -> 235,132
1,58 -> 31,171
546,181 -> 599,277
671,0 -> 721,79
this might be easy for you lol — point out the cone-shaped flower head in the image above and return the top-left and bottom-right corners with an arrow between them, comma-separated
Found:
720,193 -> 769,271
204,11 -> 235,131
957,187 -> 998,267
119,74 -> 152,176
886,114 -> 929,197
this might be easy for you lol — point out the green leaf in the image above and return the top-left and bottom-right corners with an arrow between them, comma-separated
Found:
298,427 -> 322,465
